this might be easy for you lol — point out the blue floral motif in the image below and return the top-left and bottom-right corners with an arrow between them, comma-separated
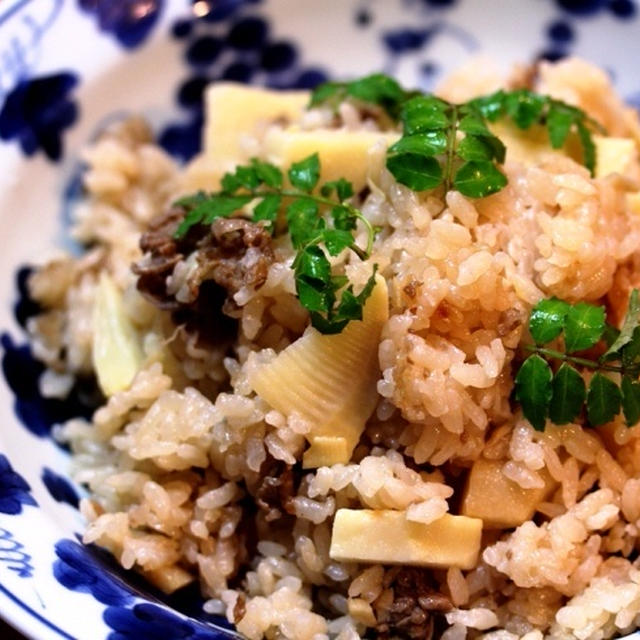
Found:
553,0 -> 636,17
53,539 -> 135,607
41,467 -> 79,509
0,0 -> 64,99
160,3 -> 328,161
1,332 -> 100,438
0,527 -> 35,578
0,72 -> 78,161
53,539 -> 235,639
0,454 -> 37,515
78,0 -> 165,49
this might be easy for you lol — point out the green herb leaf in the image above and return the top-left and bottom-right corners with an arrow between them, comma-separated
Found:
251,158 -> 283,189
457,135 -> 498,162
386,153 -> 444,191
564,302 -> 606,353
453,161 -> 507,198
322,229 -> 354,256
587,372 -> 622,426
468,90 -> 506,122
401,96 -> 450,134
286,198 -> 319,249
174,194 -> 253,237
458,113 -> 492,137
321,178 -> 354,202
577,120 -> 596,176
546,105 -> 575,149
288,153 -> 320,193
622,375 -> 640,427
529,298 -> 571,344
296,244 -> 332,286
252,194 -> 281,231
515,354 -> 553,431
603,290 -> 640,360
388,132 -> 448,157
505,90 -> 547,129
309,82 -> 342,108
331,205 -> 357,231
346,73 -> 406,119
549,363 -> 586,425
622,327 -> 640,366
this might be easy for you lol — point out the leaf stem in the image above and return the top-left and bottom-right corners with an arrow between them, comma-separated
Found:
526,345 -> 640,376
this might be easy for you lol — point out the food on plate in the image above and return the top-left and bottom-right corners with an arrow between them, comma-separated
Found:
25,57 -> 640,639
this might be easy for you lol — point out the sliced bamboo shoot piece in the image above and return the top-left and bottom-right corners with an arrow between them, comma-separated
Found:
92,274 -> 144,396
461,459 -> 556,529
204,83 -> 308,171
249,275 -> 388,467
330,509 -> 482,570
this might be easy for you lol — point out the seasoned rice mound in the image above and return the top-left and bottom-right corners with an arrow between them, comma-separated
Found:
27,58 -> 640,639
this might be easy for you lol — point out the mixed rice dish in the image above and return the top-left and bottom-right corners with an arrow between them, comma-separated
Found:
24,57 -> 640,639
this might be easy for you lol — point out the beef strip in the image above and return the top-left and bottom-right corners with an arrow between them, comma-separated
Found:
376,568 -> 452,640
253,460 -> 298,522
133,213 -> 275,341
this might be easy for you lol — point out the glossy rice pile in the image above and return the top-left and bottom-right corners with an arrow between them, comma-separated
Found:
26,58 -> 640,639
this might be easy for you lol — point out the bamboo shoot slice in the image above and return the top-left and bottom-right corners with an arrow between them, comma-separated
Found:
461,458 -> 556,529
92,274 -> 144,396
249,275 -> 388,467
204,83 -> 308,171
330,509 -> 482,570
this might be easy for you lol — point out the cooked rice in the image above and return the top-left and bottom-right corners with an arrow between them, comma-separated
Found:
25,57 -> 640,639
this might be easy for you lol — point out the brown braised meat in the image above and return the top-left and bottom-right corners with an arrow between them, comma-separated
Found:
133,213 -> 275,340
377,568 -> 452,640
253,460 -> 298,522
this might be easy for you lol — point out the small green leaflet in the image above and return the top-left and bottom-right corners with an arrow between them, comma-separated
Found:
252,158 -> 283,189
175,194 -> 252,237
603,289 -> 640,359
504,90 -> 547,129
514,354 -> 553,431
529,298 -> 571,344
253,194 -> 281,231
287,198 -> 320,249
386,153 -> 443,191
288,153 -> 320,193
401,96 -> 449,133
388,132 -> 448,156
586,372 -> 621,426
622,375 -> 640,427
321,178 -> 354,202
546,105 -> 575,149
563,303 -> 605,353
453,161 -> 507,199
549,363 -> 586,425
308,73 -> 410,120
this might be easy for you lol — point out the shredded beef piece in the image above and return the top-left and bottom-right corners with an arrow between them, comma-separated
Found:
133,212 -> 275,340
134,213 -> 274,309
252,460 -> 298,522
377,568 -> 452,640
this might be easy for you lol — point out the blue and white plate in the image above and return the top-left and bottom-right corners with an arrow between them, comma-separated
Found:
1,1 -> 640,638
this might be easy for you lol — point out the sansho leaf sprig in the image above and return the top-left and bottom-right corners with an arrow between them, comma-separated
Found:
310,75 -> 605,199
515,291 -> 640,430
174,154 -> 377,335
